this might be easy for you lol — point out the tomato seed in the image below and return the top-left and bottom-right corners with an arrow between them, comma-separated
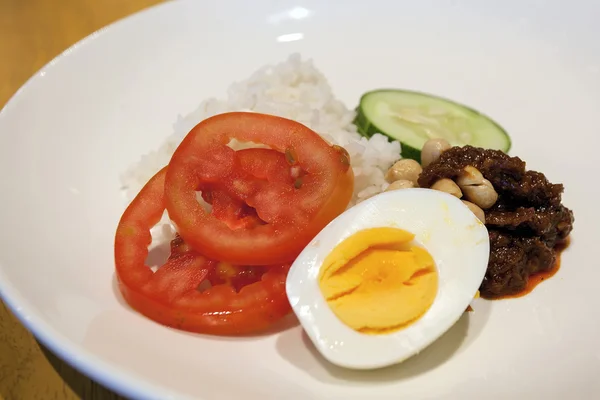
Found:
285,148 -> 298,164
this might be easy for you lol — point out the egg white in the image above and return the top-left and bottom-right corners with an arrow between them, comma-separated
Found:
286,188 -> 490,370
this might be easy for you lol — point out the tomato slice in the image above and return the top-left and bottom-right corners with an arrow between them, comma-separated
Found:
209,190 -> 263,230
170,234 -> 268,292
115,168 -> 291,335
207,263 -> 268,293
196,148 -> 293,230
235,148 -> 293,184
165,112 -> 354,265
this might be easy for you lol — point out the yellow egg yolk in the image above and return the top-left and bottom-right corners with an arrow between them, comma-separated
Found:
318,227 -> 438,334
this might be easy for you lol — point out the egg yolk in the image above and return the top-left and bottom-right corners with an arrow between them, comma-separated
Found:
318,227 -> 438,334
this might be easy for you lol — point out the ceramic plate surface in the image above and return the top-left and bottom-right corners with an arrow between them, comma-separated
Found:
0,0 -> 599,399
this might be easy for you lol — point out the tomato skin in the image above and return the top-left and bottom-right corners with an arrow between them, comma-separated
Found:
121,264 -> 290,335
114,168 -> 291,335
165,112 -> 354,265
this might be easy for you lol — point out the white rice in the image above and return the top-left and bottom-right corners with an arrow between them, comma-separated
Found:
120,54 -> 401,241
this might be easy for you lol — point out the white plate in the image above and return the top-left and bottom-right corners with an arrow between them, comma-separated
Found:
1,0 -> 599,399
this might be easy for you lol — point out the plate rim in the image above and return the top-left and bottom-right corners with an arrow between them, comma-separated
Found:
0,1 -> 193,399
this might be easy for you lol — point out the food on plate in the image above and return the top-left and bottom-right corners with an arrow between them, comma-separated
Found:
430,178 -> 462,199
455,165 -> 499,209
115,110 -> 355,334
114,168 -> 292,335
286,189 -> 489,369
384,159 -> 422,186
170,234 -> 269,292
164,112 -> 354,265
385,179 -> 415,191
354,89 -> 511,161
318,227 -> 438,334
115,54 -> 573,366
417,144 -> 574,298
421,138 -> 452,167
461,200 -> 486,224
118,55 -> 404,336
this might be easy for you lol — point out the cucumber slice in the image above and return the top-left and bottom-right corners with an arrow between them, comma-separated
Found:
354,89 -> 511,161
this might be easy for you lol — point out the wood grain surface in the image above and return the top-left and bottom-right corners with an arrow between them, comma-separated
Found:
0,1 -> 164,398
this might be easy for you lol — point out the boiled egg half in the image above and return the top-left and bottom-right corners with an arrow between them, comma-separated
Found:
286,188 -> 489,370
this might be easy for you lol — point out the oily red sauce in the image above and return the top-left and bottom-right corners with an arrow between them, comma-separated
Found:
491,238 -> 570,300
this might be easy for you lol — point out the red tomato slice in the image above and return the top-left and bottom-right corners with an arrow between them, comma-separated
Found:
115,168 -> 291,335
207,263 -> 268,293
235,148 -> 292,184
197,148 -> 292,230
165,112 -> 354,265
209,190 -> 263,230
170,234 -> 269,293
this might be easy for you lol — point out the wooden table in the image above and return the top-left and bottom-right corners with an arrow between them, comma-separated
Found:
0,1 -> 164,398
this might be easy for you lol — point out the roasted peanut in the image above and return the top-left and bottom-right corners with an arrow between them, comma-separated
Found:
456,166 -> 484,187
431,178 -> 462,198
421,138 -> 451,167
462,200 -> 486,224
385,179 -> 415,191
385,159 -> 422,185
456,166 -> 498,209
461,184 -> 497,209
